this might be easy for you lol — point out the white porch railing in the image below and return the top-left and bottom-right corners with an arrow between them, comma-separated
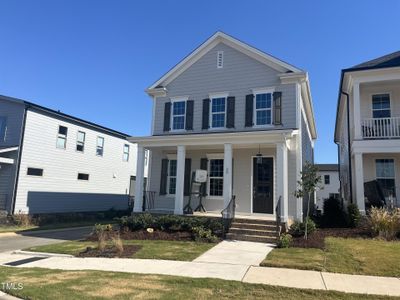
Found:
361,117 -> 400,139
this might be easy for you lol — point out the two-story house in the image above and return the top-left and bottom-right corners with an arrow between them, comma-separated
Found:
0,94 -> 147,215
130,32 -> 316,225
315,164 -> 340,213
335,51 -> 400,213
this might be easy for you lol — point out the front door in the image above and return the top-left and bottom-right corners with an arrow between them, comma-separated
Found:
253,157 -> 274,214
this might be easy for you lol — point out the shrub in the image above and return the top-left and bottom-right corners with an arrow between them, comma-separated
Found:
111,234 -> 124,255
368,207 -> 400,240
347,203 -> 361,228
289,218 -> 316,237
321,197 -> 348,228
191,226 -> 218,243
277,233 -> 293,248
12,211 -> 35,227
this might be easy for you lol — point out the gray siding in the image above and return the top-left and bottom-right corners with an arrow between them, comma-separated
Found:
0,99 -> 25,147
153,42 -> 297,135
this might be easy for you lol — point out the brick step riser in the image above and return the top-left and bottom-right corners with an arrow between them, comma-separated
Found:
228,228 -> 279,237
230,223 -> 277,230
232,218 -> 276,225
226,233 -> 277,243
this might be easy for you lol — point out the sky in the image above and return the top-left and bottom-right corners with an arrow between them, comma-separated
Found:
1,0 -> 399,163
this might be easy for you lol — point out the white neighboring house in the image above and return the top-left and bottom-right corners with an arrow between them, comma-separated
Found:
315,164 -> 340,213
0,95 -> 147,215
130,32 -> 317,226
335,51 -> 400,213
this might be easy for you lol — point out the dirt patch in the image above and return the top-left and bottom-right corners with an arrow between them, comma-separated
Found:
291,227 -> 371,249
8,271 -> 89,285
77,245 -> 142,258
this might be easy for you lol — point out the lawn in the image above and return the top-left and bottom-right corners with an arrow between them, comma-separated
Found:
0,267 -> 397,300
25,239 -> 216,261
262,237 -> 400,277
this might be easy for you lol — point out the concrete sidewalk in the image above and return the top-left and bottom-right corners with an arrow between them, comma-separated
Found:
0,242 -> 400,297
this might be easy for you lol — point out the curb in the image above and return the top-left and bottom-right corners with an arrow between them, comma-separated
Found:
12,250 -> 74,258
0,232 -> 18,237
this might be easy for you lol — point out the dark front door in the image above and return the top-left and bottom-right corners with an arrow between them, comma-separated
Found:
253,157 -> 274,214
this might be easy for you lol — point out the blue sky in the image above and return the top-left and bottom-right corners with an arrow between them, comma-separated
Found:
1,0 -> 399,163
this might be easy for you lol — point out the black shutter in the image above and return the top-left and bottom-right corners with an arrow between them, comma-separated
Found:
245,94 -> 254,127
184,158 -> 192,196
163,102 -> 171,132
185,100 -> 194,130
226,96 -> 235,128
273,92 -> 282,125
202,98 -> 210,130
200,158 -> 208,196
159,159 -> 168,195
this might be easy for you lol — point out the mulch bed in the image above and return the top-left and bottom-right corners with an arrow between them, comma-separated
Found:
86,230 -> 193,242
77,245 -> 142,258
291,227 -> 371,249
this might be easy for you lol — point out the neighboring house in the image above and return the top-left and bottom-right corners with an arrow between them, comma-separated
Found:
315,164 -> 340,213
130,32 -> 316,224
335,51 -> 400,213
0,95 -> 147,215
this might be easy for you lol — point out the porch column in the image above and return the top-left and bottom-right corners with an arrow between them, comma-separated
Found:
276,142 -> 288,222
223,143 -> 233,209
133,145 -> 145,213
353,81 -> 362,140
174,145 -> 186,215
354,152 -> 366,214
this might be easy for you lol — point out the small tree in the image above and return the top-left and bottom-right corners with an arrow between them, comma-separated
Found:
294,162 -> 322,239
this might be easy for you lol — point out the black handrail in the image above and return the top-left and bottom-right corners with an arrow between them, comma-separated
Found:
276,196 -> 282,236
221,195 -> 236,219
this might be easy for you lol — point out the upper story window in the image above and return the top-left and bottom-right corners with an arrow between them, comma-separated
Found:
372,94 -> 391,118
123,144 -> 130,161
27,167 -> 43,177
167,159 -> 177,195
324,174 -> 330,185
76,131 -> 86,152
217,51 -> 223,68
96,137 -> 104,156
77,173 -> 89,181
210,97 -> 226,128
56,126 -> 68,149
254,92 -> 273,126
172,100 -> 186,130
376,158 -> 395,196
0,116 -> 7,141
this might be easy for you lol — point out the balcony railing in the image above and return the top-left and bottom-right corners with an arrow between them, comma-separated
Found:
362,117 -> 400,139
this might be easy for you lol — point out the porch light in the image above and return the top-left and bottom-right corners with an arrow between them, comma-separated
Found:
256,145 -> 263,164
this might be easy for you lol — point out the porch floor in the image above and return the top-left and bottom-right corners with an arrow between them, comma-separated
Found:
192,211 -> 275,221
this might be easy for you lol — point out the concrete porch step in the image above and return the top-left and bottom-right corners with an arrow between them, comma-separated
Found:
226,233 -> 278,244
230,222 -> 277,231
233,218 -> 276,226
229,227 -> 279,237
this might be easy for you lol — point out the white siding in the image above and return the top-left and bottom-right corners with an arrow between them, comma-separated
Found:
316,170 -> 340,211
14,109 -> 138,213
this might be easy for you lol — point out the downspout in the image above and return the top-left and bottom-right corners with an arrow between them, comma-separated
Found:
10,105 -> 28,214
341,91 -> 353,204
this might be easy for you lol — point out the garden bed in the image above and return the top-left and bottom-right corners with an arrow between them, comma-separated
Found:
86,229 -> 194,242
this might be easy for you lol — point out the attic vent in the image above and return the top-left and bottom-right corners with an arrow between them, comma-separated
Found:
217,51 -> 223,68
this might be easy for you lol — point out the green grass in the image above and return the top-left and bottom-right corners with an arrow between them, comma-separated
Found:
0,266 -> 397,300
25,239 -> 216,261
262,237 -> 400,277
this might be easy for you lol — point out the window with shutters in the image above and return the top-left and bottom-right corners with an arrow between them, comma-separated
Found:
208,159 -> 224,197
76,131 -> 85,152
217,51 -> 223,68
56,126 -> 68,149
253,91 -> 273,126
209,94 -> 227,129
96,136 -> 104,156
171,99 -> 186,131
167,160 -> 177,195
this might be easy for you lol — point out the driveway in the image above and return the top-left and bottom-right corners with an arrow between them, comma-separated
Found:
0,227 -> 92,253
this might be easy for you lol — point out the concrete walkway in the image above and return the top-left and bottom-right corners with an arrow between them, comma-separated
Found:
0,242 -> 400,297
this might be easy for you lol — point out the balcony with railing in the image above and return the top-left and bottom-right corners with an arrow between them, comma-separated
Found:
361,117 -> 400,139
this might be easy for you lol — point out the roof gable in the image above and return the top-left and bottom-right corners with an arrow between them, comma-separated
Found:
351,50 -> 400,70
147,31 -> 302,92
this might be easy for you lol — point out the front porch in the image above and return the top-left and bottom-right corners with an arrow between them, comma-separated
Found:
130,130 -> 302,224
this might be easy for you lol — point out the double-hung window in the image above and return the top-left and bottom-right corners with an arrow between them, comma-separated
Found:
372,94 -> 391,118
167,160 -> 177,195
376,159 -> 396,197
0,116 -> 7,141
56,126 -> 68,149
254,92 -> 273,126
210,97 -> 226,128
96,137 -> 104,156
123,144 -> 130,161
171,100 -> 186,130
76,131 -> 85,152
324,175 -> 330,185
208,159 -> 224,197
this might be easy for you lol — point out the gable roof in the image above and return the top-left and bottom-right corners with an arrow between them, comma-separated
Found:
316,164 -> 339,172
147,31 -> 303,93
0,95 -> 130,139
349,50 -> 400,71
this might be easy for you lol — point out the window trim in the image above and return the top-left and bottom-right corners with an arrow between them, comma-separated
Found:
375,158 -> 396,197
166,158 -> 177,197
26,167 -> 44,177
209,93 -> 228,129
56,125 -> 68,149
123,144 -> 130,162
252,88 -> 274,127
96,136 -> 105,157
76,130 -> 86,153
207,157 -> 224,199
217,51 -> 224,69
371,93 -> 391,119
170,97 -> 188,132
